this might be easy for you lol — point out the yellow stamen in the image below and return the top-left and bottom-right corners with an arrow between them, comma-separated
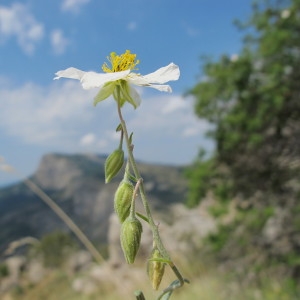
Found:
102,50 -> 140,73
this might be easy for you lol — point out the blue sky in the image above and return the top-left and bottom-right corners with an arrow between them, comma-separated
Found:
0,0 -> 252,186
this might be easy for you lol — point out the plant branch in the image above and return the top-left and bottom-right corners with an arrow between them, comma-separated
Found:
116,99 -> 187,297
23,178 -> 105,264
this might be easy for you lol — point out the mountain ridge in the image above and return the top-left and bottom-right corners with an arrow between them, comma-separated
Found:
0,153 -> 188,253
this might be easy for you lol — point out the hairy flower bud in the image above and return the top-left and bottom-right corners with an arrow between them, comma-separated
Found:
105,149 -> 124,183
120,216 -> 142,264
147,248 -> 166,290
114,180 -> 134,223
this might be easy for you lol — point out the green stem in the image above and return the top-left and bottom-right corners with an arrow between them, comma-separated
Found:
130,178 -> 142,217
117,102 -> 170,261
118,128 -> 124,150
115,86 -> 187,298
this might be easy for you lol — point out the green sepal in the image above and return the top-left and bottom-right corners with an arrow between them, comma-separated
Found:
94,82 -> 116,106
113,85 -> 126,107
116,123 -> 123,132
129,132 -> 133,144
119,80 -> 141,108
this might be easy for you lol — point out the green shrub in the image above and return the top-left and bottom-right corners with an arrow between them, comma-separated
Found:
205,223 -> 233,253
0,263 -> 9,277
184,150 -> 215,208
31,231 -> 78,268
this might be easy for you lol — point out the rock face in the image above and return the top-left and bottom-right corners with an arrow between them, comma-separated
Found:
67,200 -> 217,296
0,153 -> 188,252
107,201 -> 217,264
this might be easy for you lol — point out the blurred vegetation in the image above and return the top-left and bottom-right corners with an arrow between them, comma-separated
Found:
187,0 -> 300,204
7,260 -> 300,300
185,0 -> 300,290
29,231 -> 78,268
0,262 -> 9,278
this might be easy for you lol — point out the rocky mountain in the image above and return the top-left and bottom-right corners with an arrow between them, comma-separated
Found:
0,153 -> 188,253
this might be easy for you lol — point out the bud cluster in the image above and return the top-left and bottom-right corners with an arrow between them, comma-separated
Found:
106,136 -> 168,289
105,139 -> 144,265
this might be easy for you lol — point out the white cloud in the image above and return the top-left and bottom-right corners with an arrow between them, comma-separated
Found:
161,97 -> 187,114
79,129 -> 120,151
124,94 -> 210,139
0,80 -> 95,147
0,80 -> 213,165
61,0 -> 90,13
80,133 -> 96,146
0,3 -> 44,54
50,29 -> 70,55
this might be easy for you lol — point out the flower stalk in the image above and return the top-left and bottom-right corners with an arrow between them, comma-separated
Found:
116,94 -> 188,297
54,50 -> 187,299
116,98 -> 171,261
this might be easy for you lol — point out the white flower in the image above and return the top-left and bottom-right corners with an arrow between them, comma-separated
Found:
54,50 -> 180,108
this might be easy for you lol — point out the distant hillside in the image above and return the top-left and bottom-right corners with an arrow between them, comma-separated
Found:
0,153 -> 188,253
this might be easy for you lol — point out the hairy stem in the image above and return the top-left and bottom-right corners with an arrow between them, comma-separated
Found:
117,103 -> 170,260
115,87 -> 187,298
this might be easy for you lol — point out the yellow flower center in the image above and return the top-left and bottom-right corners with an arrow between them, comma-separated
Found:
102,50 -> 140,73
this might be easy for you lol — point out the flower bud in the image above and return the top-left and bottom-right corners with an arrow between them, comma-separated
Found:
120,216 -> 142,264
105,149 -> 124,183
114,180 -> 134,223
147,248 -> 165,290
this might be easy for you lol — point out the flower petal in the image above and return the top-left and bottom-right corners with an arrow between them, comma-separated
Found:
93,82 -> 116,106
147,84 -> 172,92
126,73 -> 150,85
54,67 -> 86,80
81,70 -> 130,89
143,63 -> 180,84
126,74 -> 172,92
54,67 -> 130,90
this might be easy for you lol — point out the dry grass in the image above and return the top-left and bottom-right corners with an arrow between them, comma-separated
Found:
5,259 -> 299,300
